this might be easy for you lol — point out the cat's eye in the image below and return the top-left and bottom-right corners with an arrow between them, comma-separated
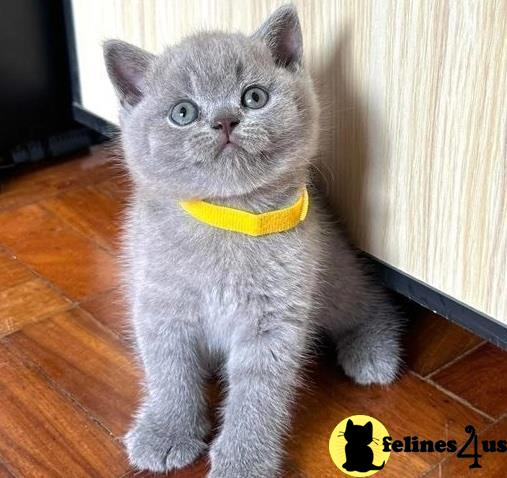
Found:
169,100 -> 199,126
241,86 -> 269,109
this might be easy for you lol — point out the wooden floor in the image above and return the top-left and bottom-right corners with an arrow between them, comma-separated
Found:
1,146 -> 506,478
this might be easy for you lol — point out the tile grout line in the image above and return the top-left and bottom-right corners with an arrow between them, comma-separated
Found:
74,306 -> 144,397
425,340 -> 487,379
0,230 -> 119,307
0,246 -> 77,309
0,303 -> 79,340
420,412 -> 507,476
410,370 -> 495,423
77,303 -> 139,357
38,199 -> 118,257
78,306 -> 128,347
417,382 -> 507,477
2,338 -> 122,443
420,461 -> 441,478
0,244 -> 78,308
0,458 -> 16,478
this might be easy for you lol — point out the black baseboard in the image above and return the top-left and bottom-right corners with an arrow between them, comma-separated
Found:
73,103 -> 119,137
370,255 -> 507,349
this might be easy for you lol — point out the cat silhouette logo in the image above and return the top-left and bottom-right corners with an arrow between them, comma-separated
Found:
329,415 -> 391,476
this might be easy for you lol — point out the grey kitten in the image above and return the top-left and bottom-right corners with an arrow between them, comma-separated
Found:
104,5 -> 403,478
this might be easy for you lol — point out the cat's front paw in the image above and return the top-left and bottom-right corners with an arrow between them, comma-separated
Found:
124,419 -> 207,472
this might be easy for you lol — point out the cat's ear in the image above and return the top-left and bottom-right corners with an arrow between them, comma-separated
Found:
253,5 -> 303,70
345,419 -> 354,431
103,39 -> 156,108
365,422 -> 373,434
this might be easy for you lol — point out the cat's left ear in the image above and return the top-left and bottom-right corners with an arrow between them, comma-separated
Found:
253,5 -> 303,70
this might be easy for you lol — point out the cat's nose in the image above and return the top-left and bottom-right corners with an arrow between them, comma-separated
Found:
211,117 -> 240,137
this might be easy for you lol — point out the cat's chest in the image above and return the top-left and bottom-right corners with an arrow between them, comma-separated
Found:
139,207 -> 320,305
135,213 -> 320,354
194,250 -> 272,354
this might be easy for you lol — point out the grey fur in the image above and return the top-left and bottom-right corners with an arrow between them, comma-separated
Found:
103,5 -> 403,477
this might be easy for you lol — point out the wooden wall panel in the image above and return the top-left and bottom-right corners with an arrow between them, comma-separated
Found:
71,0 -> 507,322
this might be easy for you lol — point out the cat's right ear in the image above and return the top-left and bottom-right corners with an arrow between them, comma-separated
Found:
103,40 -> 155,109
345,419 -> 353,431
253,5 -> 303,70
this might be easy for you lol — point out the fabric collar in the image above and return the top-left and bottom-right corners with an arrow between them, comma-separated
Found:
179,187 -> 309,236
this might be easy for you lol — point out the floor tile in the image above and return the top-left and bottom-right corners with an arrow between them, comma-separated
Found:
0,204 -> 118,301
80,288 -> 131,341
41,185 -> 123,252
406,310 -> 483,376
285,359 -> 491,478
0,251 -> 33,290
0,146 -> 118,211
0,249 -> 72,338
431,343 -> 507,419
4,308 -> 141,436
438,416 -> 507,477
99,175 -> 132,206
0,278 -> 72,337
2,144 -> 502,478
0,343 -> 129,478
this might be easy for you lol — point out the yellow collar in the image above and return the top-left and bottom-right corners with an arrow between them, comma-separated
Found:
180,188 -> 309,236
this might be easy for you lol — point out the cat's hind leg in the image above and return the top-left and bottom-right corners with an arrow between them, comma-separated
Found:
320,246 -> 404,385
334,297 -> 403,385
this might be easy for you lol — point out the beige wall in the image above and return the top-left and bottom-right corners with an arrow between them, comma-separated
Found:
72,0 -> 507,322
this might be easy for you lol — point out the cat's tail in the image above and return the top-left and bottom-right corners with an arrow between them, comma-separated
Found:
371,461 -> 385,470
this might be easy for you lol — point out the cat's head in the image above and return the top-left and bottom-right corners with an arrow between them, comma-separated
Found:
344,420 -> 374,445
104,5 -> 318,199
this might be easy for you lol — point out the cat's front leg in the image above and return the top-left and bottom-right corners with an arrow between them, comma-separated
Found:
125,302 -> 209,473
209,319 -> 308,478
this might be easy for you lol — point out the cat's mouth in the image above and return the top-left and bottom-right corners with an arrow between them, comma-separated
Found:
217,138 -> 241,154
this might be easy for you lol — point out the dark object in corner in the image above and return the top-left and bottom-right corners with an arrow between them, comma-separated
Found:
0,0 -> 102,172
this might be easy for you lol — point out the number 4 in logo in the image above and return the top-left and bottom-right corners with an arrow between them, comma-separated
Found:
457,425 -> 482,469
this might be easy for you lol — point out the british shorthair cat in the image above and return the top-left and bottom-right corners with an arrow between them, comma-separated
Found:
103,5 -> 403,477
